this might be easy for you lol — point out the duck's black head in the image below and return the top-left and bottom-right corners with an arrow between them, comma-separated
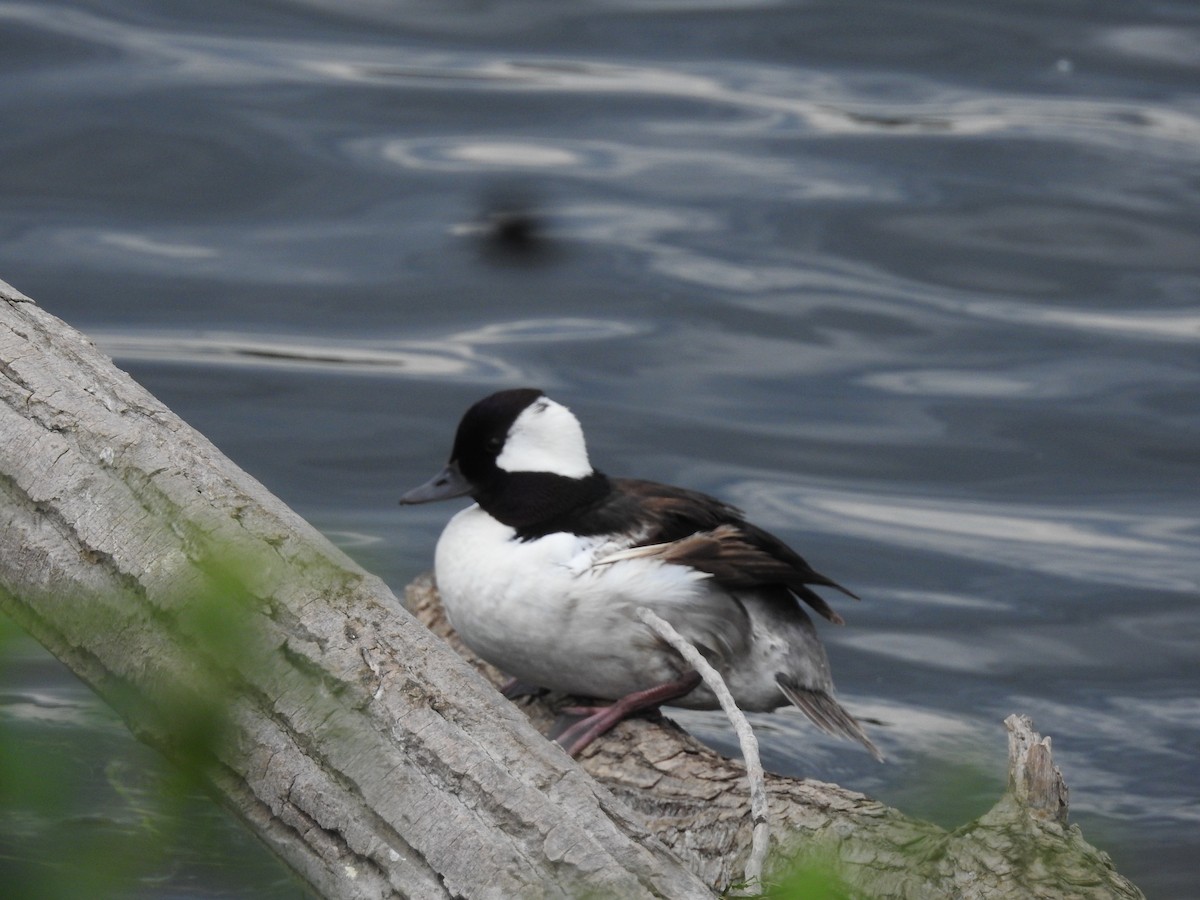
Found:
400,388 -> 608,531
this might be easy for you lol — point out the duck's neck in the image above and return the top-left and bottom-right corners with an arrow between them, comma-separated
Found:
477,470 -> 611,536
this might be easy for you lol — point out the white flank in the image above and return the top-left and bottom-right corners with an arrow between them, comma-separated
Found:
433,506 -> 719,702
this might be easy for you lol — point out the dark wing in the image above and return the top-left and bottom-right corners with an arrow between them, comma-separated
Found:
574,478 -> 745,541
607,479 -> 858,625
777,676 -> 883,760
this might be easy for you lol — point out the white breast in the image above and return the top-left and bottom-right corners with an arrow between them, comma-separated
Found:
433,504 -> 743,701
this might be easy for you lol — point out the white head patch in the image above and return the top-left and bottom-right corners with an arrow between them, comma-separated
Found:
496,397 -> 593,478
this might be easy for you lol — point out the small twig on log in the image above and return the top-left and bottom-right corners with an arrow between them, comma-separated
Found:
635,607 -> 770,893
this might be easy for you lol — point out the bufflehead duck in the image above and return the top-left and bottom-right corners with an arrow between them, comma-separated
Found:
400,388 -> 880,759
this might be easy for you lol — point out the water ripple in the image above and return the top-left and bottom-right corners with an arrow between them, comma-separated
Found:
6,3 -> 1198,165
357,136 -> 864,205
733,481 -> 1199,592
97,232 -> 219,260
731,255 -> 1200,346
92,317 -> 644,380
859,359 -> 1191,400
1096,24 -> 1200,68
960,302 -> 1200,343
370,137 -> 630,175
319,55 -> 1200,156
321,54 -> 1200,150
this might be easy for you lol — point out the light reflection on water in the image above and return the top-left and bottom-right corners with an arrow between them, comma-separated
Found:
318,54 -> 1200,152
93,317 -> 646,379
736,481 -> 1198,593
14,0 -> 1197,160
962,301 -> 1200,342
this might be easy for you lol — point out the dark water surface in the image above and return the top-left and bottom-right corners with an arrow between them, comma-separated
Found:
2,1 -> 1198,896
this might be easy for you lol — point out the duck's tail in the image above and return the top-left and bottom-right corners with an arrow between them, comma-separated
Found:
777,675 -> 884,762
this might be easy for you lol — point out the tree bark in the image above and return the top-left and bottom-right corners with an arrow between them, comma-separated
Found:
1,277 -> 1144,898
0,278 -> 712,900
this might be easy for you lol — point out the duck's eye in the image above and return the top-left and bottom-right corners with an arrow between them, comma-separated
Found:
486,436 -> 503,453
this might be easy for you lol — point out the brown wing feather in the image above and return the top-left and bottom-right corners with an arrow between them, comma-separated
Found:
649,525 -> 849,624
609,480 -> 858,625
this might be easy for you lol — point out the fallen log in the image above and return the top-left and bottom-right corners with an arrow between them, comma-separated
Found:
0,278 -> 711,899
0,277 -> 1143,898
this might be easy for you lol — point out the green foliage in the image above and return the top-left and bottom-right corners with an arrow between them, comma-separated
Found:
0,616 -> 154,899
756,852 -> 853,900
0,548 -> 308,900
717,845 -> 854,899
879,753 -> 1003,832
763,863 -> 852,899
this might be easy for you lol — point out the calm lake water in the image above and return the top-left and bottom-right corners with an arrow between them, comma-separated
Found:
2,1 -> 1198,896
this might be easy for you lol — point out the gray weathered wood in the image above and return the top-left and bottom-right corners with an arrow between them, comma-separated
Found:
0,278 -> 713,899
1,276 -> 1144,898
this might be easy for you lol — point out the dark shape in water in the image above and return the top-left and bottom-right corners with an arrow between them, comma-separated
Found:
477,190 -> 554,264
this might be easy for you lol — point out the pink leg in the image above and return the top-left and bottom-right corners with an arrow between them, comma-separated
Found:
554,671 -> 702,757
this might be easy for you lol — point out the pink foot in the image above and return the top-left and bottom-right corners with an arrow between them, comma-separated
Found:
554,671 -> 702,757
